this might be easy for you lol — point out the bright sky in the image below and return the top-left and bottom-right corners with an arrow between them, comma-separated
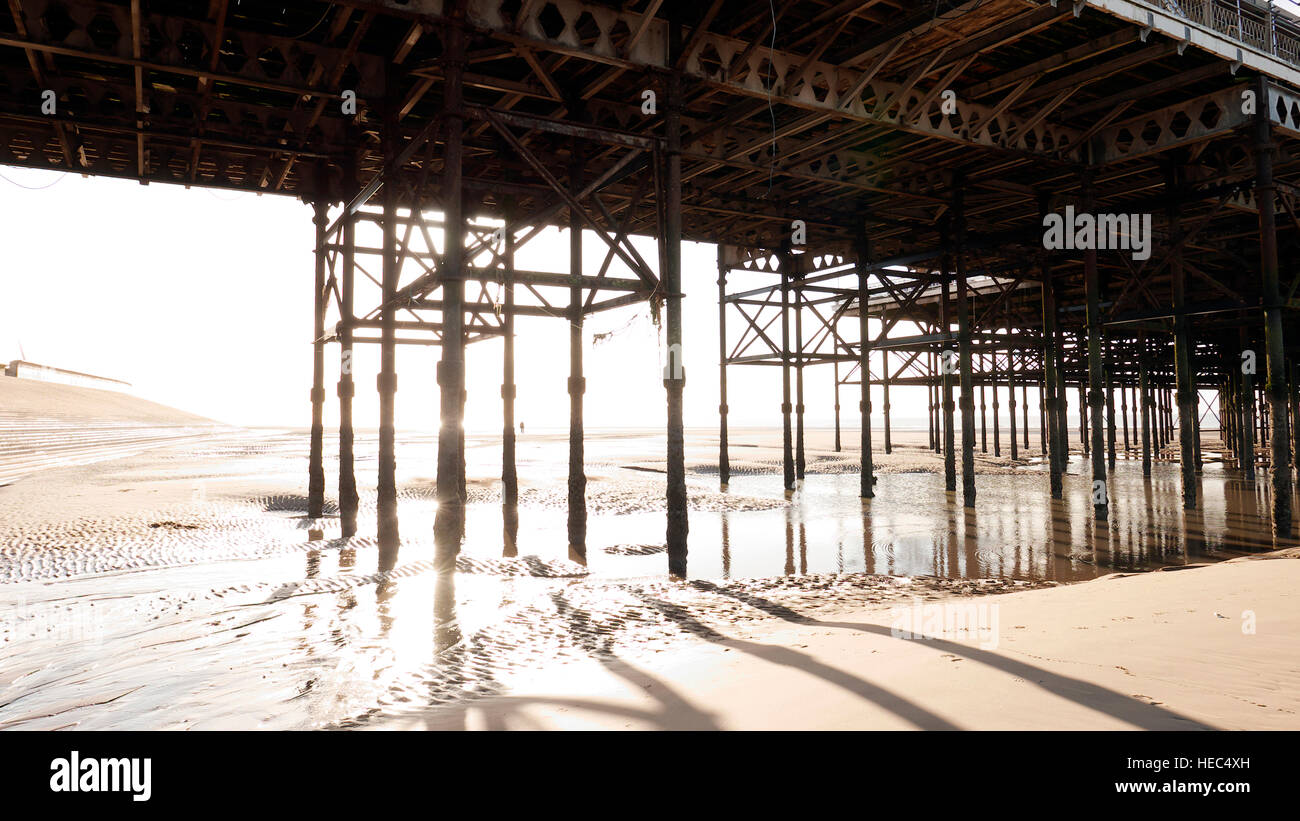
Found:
0,167 -> 919,432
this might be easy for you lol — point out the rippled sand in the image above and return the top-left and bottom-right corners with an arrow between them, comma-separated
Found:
0,426 -> 1292,729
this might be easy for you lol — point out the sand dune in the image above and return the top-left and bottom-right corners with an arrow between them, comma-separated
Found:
0,375 -> 227,486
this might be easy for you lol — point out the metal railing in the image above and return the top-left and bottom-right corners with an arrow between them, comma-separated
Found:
1152,0 -> 1300,67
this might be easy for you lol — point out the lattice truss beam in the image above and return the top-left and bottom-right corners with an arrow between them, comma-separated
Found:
5,0 -> 1300,224
719,241 -> 1047,366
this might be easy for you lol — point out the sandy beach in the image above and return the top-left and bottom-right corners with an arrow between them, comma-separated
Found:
1,377 -> 1297,730
377,551 -> 1300,730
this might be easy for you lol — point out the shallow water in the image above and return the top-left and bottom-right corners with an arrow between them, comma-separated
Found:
0,428 -> 1290,728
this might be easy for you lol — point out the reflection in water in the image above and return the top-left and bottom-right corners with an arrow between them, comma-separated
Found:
720,510 -> 731,579
6,431 -> 1296,731
433,572 -> 460,654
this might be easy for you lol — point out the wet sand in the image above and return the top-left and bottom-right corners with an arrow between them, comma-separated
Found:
0,423 -> 1295,729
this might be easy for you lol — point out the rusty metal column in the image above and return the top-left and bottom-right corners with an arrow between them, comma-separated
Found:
1023,383 -> 1031,451
376,77 -> 400,552
779,250 -> 795,492
338,164 -> 359,538
794,268 -> 806,481
1140,338 -> 1152,478
1168,165 -> 1197,509
855,228 -> 875,498
1055,328 -> 1070,469
502,199 -> 519,555
567,143 -> 588,563
1194,386 -> 1204,472
954,185 -> 976,508
1105,343 -> 1117,471
940,258 -> 957,493
718,247 -> 730,486
1292,362 -> 1300,475
1008,354 -> 1018,461
833,361 -> 842,453
991,374 -> 1001,456
663,60 -> 689,577
1255,84 -> 1292,533
434,12 -> 468,564
1083,175 -> 1109,520
308,191 -> 328,521
1038,382 -> 1047,456
1041,204 -> 1064,497
882,348 -> 892,454
980,382 -> 988,454
1079,381 -> 1089,457
1241,326 -> 1257,481
1121,374 -> 1130,453
927,357 -> 937,452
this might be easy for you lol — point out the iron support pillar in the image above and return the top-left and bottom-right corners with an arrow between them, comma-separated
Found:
663,55 -> 689,576
502,199 -> 519,556
567,144 -> 587,564
779,251 -> 795,492
376,80 -> 400,553
856,228 -> 875,499
308,194 -> 328,521
717,248 -> 730,486
954,187 -> 976,508
434,12 -> 469,564
338,164 -> 359,538
1168,165 -> 1197,510
1083,175 -> 1109,521
1255,86 -> 1292,533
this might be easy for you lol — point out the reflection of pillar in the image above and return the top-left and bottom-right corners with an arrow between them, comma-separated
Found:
664,58 -> 688,577
717,248 -> 730,485
502,200 -> 518,556
308,192 -> 328,520
434,18 -> 468,563
1254,85 -> 1292,534
567,144 -> 587,563
338,160 -> 359,538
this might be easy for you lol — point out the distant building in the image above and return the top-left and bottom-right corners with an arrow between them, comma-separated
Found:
4,361 -> 131,392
